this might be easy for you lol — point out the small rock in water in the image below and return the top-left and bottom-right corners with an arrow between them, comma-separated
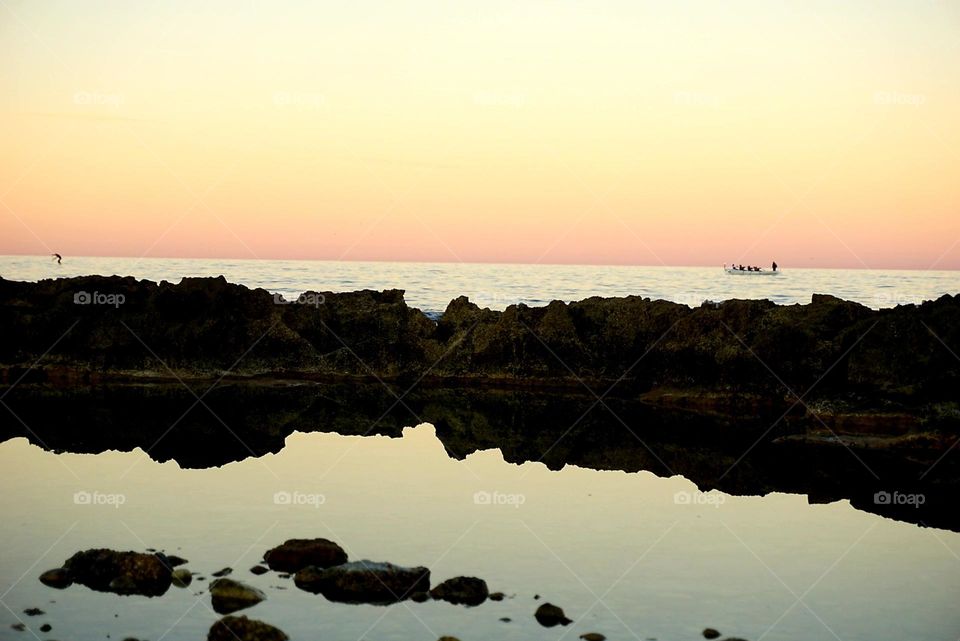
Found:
489,591 -> 505,601
580,634 -> 605,641
430,576 -> 489,606
702,629 -> 721,639
39,623 -> 52,632
11,622 -> 25,631
24,608 -> 45,616
410,591 -> 430,603
263,538 -> 347,573
249,566 -> 269,576
171,568 -> 193,588
534,602 -> 572,627
438,637 -> 461,641
211,568 -> 233,577
295,560 -> 430,604
499,617 -> 512,622
165,555 -> 189,567
39,568 -> 73,589
210,578 -> 267,614
208,615 -> 288,641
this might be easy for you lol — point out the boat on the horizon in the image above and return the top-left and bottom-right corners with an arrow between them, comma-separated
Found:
723,265 -> 781,276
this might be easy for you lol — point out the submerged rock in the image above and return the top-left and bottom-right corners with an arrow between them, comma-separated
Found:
208,615 -> 288,641
430,576 -> 489,606
580,634 -> 605,641
703,628 -> 721,639
38,568 -> 72,589
263,538 -> 347,572
294,560 -> 430,604
250,565 -> 269,575
211,567 -> 233,577
210,578 -> 266,614
23,607 -> 44,616
534,602 -> 572,627
61,549 -> 172,596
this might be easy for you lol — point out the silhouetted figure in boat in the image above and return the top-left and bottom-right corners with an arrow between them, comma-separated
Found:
772,261 -> 778,272
52,253 -> 62,265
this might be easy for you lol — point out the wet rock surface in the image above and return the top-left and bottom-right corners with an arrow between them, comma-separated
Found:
430,576 -> 489,606
208,615 -> 288,641
294,560 -> 430,604
263,538 -> 347,572
209,578 -> 266,614
60,549 -> 172,596
535,602 -> 572,627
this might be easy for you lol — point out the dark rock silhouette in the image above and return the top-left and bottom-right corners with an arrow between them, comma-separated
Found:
2,276 -> 959,531
263,538 -> 347,573
294,560 -> 430,604
58,549 -> 172,596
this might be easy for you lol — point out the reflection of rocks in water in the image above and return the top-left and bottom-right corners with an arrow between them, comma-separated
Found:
3,381 -> 959,531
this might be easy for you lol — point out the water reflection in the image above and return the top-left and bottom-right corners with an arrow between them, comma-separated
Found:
0,425 -> 958,640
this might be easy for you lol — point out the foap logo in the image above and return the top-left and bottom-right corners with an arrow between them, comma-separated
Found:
74,291 -> 125,308
73,90 -> 125,108
473,490 -> 526,508
874,491 -> 925,508
273,490 -> 326,508
673,490 -> 726,508
873,91 -> 926,107
73,490 -> 126,508
273,292 -> 325,308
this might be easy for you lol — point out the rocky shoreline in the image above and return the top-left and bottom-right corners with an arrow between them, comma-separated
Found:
1,275 -> 959,529
27,539 -> 745,641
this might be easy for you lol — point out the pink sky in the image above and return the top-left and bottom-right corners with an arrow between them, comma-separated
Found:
1,1 -> 958,270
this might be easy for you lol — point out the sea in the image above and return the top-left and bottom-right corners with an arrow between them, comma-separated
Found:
0,255 -> 958,641
1,255 -> 958,317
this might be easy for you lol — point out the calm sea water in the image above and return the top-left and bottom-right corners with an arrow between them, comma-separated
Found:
1,255 -> 957,315
1,427 -> 958,641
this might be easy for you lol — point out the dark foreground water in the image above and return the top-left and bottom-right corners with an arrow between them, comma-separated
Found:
1,425 -> 957,641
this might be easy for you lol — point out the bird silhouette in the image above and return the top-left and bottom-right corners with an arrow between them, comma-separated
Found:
52,253 -> 62,264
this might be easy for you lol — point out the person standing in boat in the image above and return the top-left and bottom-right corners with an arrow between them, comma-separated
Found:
772,261 -> 778,272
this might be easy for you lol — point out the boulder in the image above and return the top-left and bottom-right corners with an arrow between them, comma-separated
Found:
263,538 -> 347,572
534,602 -> 572,627
208,615 -> 288,641
430,576 -> 489,606
294,560 -> 430,604
62,549 -> 171,596
171,568 -> 193,587
210,578 -> 266,614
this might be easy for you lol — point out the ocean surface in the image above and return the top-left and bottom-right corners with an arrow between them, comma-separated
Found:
1,255 -> 958,316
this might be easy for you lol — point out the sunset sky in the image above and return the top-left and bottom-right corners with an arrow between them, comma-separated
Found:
1,1 -> 958,269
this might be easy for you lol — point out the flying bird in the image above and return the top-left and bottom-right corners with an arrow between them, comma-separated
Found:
52,253 -> 62,264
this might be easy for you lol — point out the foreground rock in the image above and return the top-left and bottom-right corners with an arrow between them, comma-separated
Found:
208,615 -> 288,641
535,602 -> 572,627
52,549 -> 172,596
210,578 -> 266,614
264,538 -> 348,572
294,560 -> 430,604
430,576 -> 489,606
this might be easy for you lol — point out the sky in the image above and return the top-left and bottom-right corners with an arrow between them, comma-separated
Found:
0,0 -> 958,269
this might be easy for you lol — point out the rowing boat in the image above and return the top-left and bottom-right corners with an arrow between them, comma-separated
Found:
724,268 -> 781,276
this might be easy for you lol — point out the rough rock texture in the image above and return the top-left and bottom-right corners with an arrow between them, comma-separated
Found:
294,560 -> 430,604
61,549 -> 172,596
1,276 -> 956,412
208,615 -> 288,641
430,576 -> 489,606
263,538 -> 348,572
210,578 -> 266,614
